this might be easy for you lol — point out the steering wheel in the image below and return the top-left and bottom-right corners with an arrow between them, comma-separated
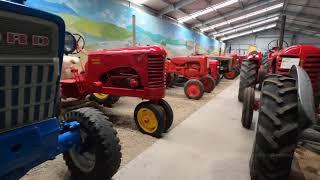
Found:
72,33 -> 86,54
267,39 -> 289,52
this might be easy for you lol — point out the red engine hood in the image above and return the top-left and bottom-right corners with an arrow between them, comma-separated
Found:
89,45 -> 167,56
278,44 -> 320,57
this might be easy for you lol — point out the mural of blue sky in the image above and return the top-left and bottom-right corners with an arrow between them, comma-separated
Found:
26,0 -> 221,56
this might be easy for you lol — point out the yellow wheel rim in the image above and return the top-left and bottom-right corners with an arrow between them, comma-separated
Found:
137,108 -> 158,133
93,93 -> 109,100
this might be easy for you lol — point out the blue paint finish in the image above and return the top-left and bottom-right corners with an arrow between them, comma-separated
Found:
0,1 -> 83,179
0,119 -> 81,179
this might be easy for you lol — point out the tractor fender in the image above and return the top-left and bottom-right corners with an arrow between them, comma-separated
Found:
289,65 -> 315,129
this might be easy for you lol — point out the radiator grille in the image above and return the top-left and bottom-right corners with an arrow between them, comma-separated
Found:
0,61 -> 58,133
147,55 -> 165,88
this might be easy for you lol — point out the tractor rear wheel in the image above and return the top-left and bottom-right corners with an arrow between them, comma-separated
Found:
250,75 -> 299,180
159,99 -> 174,132
238,60 -> 258,102
134,101 -> 166,138
200,75 -> 215,93
184,79 -> 205,100
90,93 -> 120,107
63,107 -> 121,180
241,87 -> 255,129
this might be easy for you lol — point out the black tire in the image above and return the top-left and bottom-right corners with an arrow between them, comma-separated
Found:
134,102 -> 166,138
216,74 -> 221,85
159,99 -> 174,132
184,79 -> 205,100
200,75 -> 216,93
238,60 -> 258,102
250,75 -> 299,180
63,107 -> 121,180
257,58 -> 270,90
90,93 -> 120,107
166,73 -> 176,88
241,87 -> 255,129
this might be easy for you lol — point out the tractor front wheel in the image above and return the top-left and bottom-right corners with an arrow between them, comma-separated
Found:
63,107 -> 121,180
184,79 -> 205,100
159,99 -> 174,132
90,93 -> 120,107
223,70 -> 238,80
238,60 -> 258,102
241,87 -> 255,129
250,75 -> 299,180
134,101 -> 166,138
200,75 -> 216,93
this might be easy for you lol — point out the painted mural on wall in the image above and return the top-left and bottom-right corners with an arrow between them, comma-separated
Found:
26,0 -> 222,57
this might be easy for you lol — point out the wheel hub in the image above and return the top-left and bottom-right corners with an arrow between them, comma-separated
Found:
137,108 -> 158,133
187,84 -> 200,97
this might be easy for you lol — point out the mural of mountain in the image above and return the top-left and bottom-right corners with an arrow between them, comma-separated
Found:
59,14 -> 132,40
26,0 -> 78,15
127,25 -> 185,46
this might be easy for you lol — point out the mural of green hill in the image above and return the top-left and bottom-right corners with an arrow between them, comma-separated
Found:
127,25 -> 185,46
59,13 -> 132,40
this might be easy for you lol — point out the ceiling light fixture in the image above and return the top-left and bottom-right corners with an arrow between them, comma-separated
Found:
178,0 -> 239,23
128,0 -> 149,5
200,3 -> 283,32
208,13 -> 280,36
214,16 -> 279,37
220,23 -> 277,41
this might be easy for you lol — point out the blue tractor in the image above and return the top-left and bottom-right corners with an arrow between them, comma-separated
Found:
0,0 -> 121,179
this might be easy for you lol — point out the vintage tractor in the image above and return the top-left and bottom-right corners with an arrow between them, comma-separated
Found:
223,53 -> 241,80
240,44 -> 320,129
165,55 -> 215,100
250,66 -> 320,180
60,35 -> 173,138
0,1 -> 121,179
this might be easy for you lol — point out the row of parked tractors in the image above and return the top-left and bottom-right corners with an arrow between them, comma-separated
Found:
165,53 -> 244,99
237,40 -> 320,180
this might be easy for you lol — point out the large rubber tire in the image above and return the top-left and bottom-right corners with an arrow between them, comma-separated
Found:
134,101 -> 166,138
90,93 -> 120,107
257,57 -> 270,90
238,60 -> 258,102
63,107 -> 121,180
200,75 -> 216,93
241,87 -> 255,129
250,75 -> 299,180
159,99 -> 174,132
184,79 -> 205,100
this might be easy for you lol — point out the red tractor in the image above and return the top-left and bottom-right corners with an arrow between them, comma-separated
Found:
165,55 -> 215,100
239,43 -> 320,129
206,54 -> 239,80
60,34 -> 173,138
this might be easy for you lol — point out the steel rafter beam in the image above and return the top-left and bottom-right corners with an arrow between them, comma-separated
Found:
286,23 -> 320,33
158,0 -> 198,16
193,0 -> 278,29
285,11 -> 320,22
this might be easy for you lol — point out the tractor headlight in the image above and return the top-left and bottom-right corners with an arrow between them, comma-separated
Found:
64,31 -> 77,54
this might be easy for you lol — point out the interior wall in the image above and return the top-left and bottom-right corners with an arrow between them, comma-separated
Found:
26,0 -> 222,57
225,29 -> 320,55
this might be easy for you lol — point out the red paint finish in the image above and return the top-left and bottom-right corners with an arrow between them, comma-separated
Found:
269,45 -> 320,94
165,55 -> 209,80
60,46 -> 167,101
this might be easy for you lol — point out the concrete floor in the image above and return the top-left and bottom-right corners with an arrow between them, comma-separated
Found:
114,79 -> 257,180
